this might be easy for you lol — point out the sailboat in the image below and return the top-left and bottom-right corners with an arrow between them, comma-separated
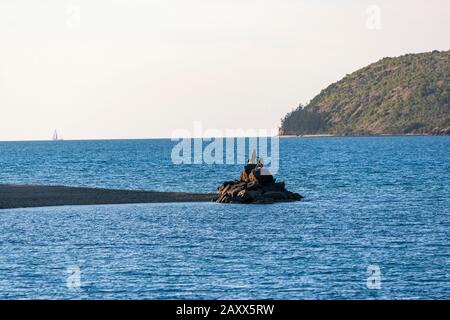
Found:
52,130 -> 62,141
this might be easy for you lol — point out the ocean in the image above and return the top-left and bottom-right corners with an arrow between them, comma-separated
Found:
0,136 -> 448,299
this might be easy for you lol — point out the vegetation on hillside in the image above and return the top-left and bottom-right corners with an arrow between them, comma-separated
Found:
280,50 -> 450,135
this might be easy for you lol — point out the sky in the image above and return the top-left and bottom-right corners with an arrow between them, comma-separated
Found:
0,0 -> 449,140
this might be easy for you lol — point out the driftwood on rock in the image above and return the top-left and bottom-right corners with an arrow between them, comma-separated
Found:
214,163 -> 303,204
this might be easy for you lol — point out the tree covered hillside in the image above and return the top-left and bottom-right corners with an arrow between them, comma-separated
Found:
280,50 -> 450,135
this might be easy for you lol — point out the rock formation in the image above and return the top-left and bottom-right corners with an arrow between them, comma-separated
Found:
214,163 -> 303,204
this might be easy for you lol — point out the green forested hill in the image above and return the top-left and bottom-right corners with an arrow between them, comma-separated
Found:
280,50 -> 450,135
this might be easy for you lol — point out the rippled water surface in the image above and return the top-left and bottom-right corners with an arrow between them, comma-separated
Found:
0,137 -> 449,299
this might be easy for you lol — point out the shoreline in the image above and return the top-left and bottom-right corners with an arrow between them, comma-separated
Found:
0,184 -> 214,210
0,133 -> 448,143
278,133 -> 445,138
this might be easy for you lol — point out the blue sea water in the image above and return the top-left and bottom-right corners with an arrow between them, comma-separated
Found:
0,136 -> 448,299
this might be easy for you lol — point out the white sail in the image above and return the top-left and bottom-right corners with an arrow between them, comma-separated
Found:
52,130 -> 59,141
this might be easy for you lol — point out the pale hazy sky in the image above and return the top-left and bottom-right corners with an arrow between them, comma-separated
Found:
0,0 -> 449,140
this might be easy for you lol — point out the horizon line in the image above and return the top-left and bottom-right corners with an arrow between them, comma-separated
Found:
0,135 -> 282,143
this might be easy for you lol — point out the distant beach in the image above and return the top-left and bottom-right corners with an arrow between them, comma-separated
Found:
0,184 -> 214,209
278,134 -> 336,138
278,133 -> 436,138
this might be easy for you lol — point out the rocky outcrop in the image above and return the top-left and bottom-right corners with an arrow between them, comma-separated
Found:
214,165 -> 303,204
432,126 -> 450,136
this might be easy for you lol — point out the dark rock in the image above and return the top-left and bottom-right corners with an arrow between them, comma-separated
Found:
218,183 -> 231,193
218,180 -> 235,191
253,197 -> 274,204
263,191 -> 289,201
262,182 -> 286,193
215,162 -> 303,204
246,190 -> 262,200
240,164 -> 257,182
237,189 -> 262,203
249,168 -> 274,185
230,196 -> 245,204
246,181 -> 260,191
240,170 -> 249,183
237,190 -> 251,203
228,183 -> 246,197
244,164 -> 257,175
216,194 -> 227,203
